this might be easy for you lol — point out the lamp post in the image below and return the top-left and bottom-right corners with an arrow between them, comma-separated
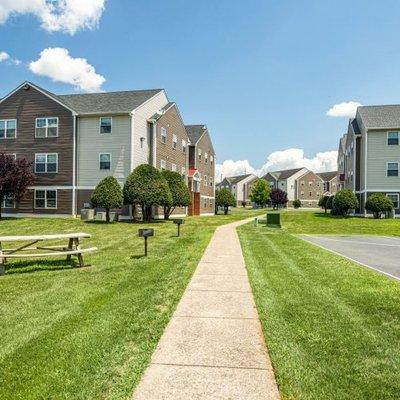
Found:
138,228 -> 155,256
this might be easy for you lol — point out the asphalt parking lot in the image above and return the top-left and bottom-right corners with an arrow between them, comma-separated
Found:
299,235 -> 400,280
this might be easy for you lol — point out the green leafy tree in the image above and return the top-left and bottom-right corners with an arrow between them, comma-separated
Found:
318,195 -> 330,213
365,193 -> 394,219
250,179 -> 271,207
161,170 -> 191,220
91,176 -> 123,222
293,199 -> 301,209
332,189 -> 358,216
215,188 -> 236,215
123,164 -> 172,221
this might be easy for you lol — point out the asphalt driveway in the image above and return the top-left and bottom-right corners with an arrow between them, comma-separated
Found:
299,235 -> 400,280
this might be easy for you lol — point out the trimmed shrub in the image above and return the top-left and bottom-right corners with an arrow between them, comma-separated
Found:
318,195 -> 330,213
326,195 -> 335,211
293,199 -> 301,209
365,193 -> 394,219
250,179 -> 271,207
161,170 -> 191,220
216,188 -> 236,215
91,176 -> 123,222
332,189 -> 358,216
123,164 -> 172,221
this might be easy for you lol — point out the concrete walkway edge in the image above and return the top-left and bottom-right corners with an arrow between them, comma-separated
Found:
132,218 -> 281,399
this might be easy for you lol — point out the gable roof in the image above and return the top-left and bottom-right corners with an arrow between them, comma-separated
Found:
58,89 -> 163,114
339,134 -> 347,153
317,171 -> 338,182
263,167 -> 305,181
357,105 -> 400,130
185,125 -> 206,144
149,102 -> 175,122
226,174 -> 254,185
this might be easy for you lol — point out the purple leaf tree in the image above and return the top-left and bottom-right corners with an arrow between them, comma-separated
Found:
270,188 -> 288,209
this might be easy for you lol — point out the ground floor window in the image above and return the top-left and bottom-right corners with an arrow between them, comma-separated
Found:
2,196 -> 15,208
35,190 -> 57,209
387,193 -> 399,208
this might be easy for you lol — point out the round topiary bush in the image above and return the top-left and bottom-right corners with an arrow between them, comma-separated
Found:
332,189 -> 358,216
91,176 -> 123,222
293,199 -> 301,209
318,195 -> 330,213
365,193 -> 394,219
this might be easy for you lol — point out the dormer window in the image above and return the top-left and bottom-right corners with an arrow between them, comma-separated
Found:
100,117 -> 112,134
35,118 -> 58,138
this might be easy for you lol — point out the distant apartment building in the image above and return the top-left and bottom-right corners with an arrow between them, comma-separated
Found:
338,105 -> 400,215
216,173 -> 257,206
0,81 -> 216,217
317,171 -> 339,195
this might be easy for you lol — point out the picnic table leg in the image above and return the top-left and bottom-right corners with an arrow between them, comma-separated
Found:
66,238 -> 74,263
74,238 -> 85,268
0,242 -> 4,276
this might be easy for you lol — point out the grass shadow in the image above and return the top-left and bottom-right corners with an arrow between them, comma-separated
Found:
4,259 -> 79,275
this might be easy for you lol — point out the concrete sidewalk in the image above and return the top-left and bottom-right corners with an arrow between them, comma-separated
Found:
132,219 -> 280,400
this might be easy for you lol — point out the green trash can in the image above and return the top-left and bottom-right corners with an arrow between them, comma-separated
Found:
266,213 -> 281,228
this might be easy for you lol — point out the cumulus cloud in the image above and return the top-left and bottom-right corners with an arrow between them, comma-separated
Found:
0,51 -> 20,64
216,148 -> 338,182
0,0 -> 105,35
326,101 -> 362,118
29,47 -> 106,92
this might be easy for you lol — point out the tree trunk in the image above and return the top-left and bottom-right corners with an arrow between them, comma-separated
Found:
0,205 -> 2,220
163,206 -> 170,220
106,208 -> 110,223
224,206 -> 228,215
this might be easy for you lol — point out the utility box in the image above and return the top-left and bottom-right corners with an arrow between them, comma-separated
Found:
95,211 -> 107,221
81,209 -> 94,221
266,213 -> 281,228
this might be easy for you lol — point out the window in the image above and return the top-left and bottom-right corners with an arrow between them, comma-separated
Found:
172,134 -> 177,150
35,190 -> 57,209
171,163 -> 176,171
182,139 -> 186,153
388,132 -> 399,146
100,117 -> 112,134
301,181 -> 304,186
387,193 -> 399,208
210,155 -> 214,165
205,152 -> 208,164
0,119 -> 16,139
209,177 -> 213,187
181,166 -> 186,177
161,127 -> 167,143
160,159 -> 166,170
387,162 -> 399,177
204,175 -> 208,185
198,148 -> 202,161
35,153 -> 58,173
309,181 -> 312,186
99,153 -> 111,170
2,196 -> 15,208
203,198 -> 207,208
35,118 -> 58,138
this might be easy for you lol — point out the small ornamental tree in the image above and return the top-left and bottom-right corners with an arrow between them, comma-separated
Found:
0,154 -> 34,219
326,195 -> 335,211
215,188 -> 236,215
123,164 -> 172,221
332,189 -> 358,216
318,195 -> 330,213
161,170 -> 191,220
250,179 -> 271,207
270,188 -> 288,209
90,176 -> 123,222
365,193 -> 394,219
293,199 -> 301,209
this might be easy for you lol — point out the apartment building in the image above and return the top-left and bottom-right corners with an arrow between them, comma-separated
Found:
317,171 -> 339,195
295,170 -> 325,207
338,105 -> 400,215
216,174 -> 257,206
185,125 -> 216,215
0,81 -> 216,217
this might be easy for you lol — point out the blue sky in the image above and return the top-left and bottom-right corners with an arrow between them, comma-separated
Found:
2,0 -> 400,175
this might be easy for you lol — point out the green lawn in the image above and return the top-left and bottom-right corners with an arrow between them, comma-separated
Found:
0,208 -> 263,400
238,211 -> 400,400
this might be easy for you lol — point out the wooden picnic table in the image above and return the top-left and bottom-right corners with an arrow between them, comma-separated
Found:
0,232 -> 97,275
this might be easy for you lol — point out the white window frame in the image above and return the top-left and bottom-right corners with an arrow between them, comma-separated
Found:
181,166 -> 186,177
160,127 -> 167,144
35,153 -> 58,173
35,117 -> 59,138
387,193 -> 399,208
0,119 -> 17,139
99,117 -> 112,134
387,161 -> 399,177
171,163 -> 177,172
172,134 -> 177,150
34,189 -> 58,209
2,195 -> 15,208
160,159 -> 166,170
182,139 -> 186,153
210,155 -> 214,165
387,131 -> 399,146
198,148 -> 202,161
99,153 -> 111,170
205,152 -> 208,164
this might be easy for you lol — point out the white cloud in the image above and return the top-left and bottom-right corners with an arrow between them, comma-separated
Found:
216,148 -> 338,182
326,101 -> 362,118
0,50 -> 21,65
0,0 -> 105,35
29,47 -> 106,92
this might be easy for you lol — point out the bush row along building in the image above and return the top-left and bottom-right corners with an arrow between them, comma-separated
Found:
338,105 -> 400,215
217,168 -> 338,207
0,81 -> 216,217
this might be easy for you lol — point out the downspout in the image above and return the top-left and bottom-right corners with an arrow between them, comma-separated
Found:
72,114 -> 77,217
364,131 -> 368,216
129,111 -> 136,219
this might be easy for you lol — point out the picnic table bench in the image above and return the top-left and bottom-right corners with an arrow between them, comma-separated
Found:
0,232 -> 98,275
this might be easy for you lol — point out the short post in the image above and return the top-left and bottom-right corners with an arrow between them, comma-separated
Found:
138,228 -> 155,257
254,217 -> 258,227
0,243 -> 4,276
172,219 -> 185,237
